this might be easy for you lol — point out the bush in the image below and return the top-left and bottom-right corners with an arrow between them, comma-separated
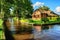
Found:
29,19 -> 42,24
20,18 -> 29,23
42,18 -> 49,22
57,17 -> 60,21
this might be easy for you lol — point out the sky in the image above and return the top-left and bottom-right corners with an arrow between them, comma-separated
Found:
31,0 -> 60,15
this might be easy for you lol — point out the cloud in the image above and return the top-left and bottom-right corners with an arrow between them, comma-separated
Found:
55,6 -> 60,13
32,2 -> 44,8
55,6 -> 60,15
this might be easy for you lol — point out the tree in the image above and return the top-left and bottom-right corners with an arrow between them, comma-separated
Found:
39,6 -> 50,11
1,0 -> 33,19
1,0 -> 15,19
1,0 -> 15,40
13,0 -> 33,18
23,0 -> 33,18
1,0 -> 33,39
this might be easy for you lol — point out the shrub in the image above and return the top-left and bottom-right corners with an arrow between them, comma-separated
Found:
42,18 -> 49,23
29,19 -> 42,24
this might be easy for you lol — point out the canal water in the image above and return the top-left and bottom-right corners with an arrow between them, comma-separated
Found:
33,24 -> 60,40
3,19 -> 60,40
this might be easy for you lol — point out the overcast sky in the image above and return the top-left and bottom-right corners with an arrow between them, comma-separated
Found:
31,0 -> 60,15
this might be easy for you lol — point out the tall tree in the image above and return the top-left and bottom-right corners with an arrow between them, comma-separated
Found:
13,0 -> 33,18
1,0 -> 15,40
1,0 -> 33,19
21,0 -> 33,18
1,0 -> 33,40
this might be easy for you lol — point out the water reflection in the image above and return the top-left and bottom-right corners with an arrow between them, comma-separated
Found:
33,24 -> 60,40
51,25 -> 60,30
5,20 -> 60,40
8,18 -> 16,34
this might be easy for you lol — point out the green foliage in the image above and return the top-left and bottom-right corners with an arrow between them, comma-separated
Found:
29,19 -> 43,24
1,0 -> 33,20
42,18 -> 49,23
13,0 -> 33,18
1,0 -> 13,19
57,17 -> 60,20
20,18 -> 29,23
0,19 -> 3,29
57,17 -> 60,22
39,6 -> 50,11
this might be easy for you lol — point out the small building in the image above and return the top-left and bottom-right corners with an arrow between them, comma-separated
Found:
32,9 -> 58,20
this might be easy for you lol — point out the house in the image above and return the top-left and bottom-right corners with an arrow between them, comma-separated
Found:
32,9 -> 59,21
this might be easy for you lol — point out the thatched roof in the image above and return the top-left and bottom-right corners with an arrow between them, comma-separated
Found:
33,9 -> 59,17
